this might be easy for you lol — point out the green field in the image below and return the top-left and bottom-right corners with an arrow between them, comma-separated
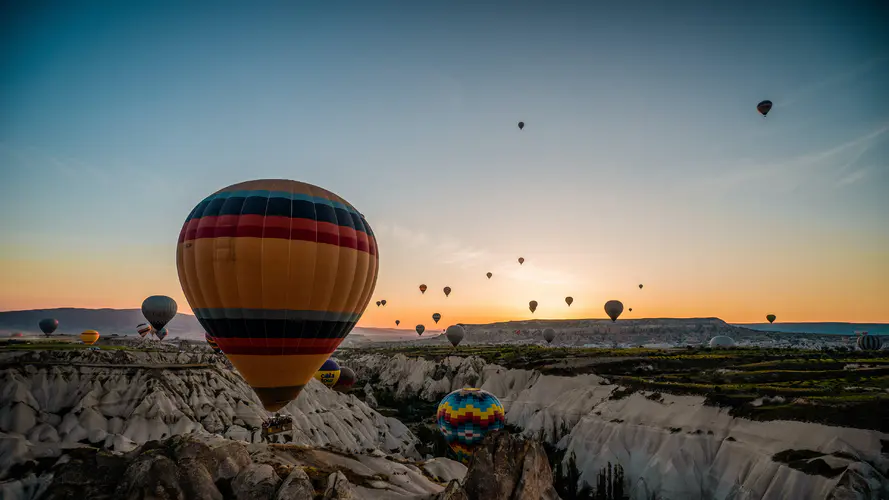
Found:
342,345 -> 889,432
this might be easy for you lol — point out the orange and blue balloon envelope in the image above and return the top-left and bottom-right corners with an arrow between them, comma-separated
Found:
80,330 -> 100,345
314,358 -> 341,387
176,179 -> 378,412
437,388 -> 506,464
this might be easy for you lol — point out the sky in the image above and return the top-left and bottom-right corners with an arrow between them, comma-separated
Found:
1,0 -> 888,326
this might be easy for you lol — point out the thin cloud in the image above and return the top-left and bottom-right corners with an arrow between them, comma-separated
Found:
782,55 -> 889,108
376,221 -> 573,282
836,167 -> 869,187
694,124 -> 889,191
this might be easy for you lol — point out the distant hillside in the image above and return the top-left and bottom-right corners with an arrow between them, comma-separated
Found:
0,308 -> 204,339
0,308 -> 422,342
737,322 -> 889,336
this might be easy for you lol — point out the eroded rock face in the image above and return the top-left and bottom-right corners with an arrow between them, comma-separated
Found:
439,431 -> 560,500
36,434 -> 447,500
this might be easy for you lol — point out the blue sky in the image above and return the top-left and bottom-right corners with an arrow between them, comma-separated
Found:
2,0 -> 888,322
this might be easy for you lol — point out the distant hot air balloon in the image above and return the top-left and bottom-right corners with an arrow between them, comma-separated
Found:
206,333 -> 222,354
39,318 -> 58,337
142,295 -> 177,333
376,301 -> 381,307
639,284 -> 643,289
80,330 -> 100,345
419,284 -> 427,294
446,324 -> 464,347
333,366 -> 356,391
856,332 -> 882,351
416,324 -> 425,336
766,314 -> 776,324
629,308 -> 633,312
381,299 -> 387,306
314,358 -> 341,388
437,388 -> 506,464
517,121 -> 524,130
604,300 -> 623,322
518,257 -> 524,265
565,296 -> 573,307
443,286 -> 451,297
395,320 -> 400,326
757,100 -> 773,117
136,323 -> 152,338
543,328 -> 555,344
529,300 -> 538,313
709,336 -> 735,348
433,313 -> 442,324
176,179 -> 379,412
486,272 -> 492,279
155,327 -> 168,341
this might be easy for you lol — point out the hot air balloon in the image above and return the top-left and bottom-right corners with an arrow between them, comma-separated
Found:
565,296 -> 573,307
395,320 -> 400,326
206,333 -> 222,354
314,358 -> 341,387
486,272 -> 492,279
445,324 -> 464,347
518,257 -> 524,265
856,332 -> 882,351
757,100 -> 773,117
604,300 -> 623,322
432,313 -> 441,324
543,328 -> 555,344
376,301 -> 381,307
39,318 -> 58,337
766,314 -> 776,324
443,286 -> 451,297
709,336 -> 735,348
437,388 -> 506,464
517,121 -> 524,130
142,295 -> 177,333
333,366 -> 356,391
80,330 -> 100,345
176,179 -> 379,412
381,299 -> 387,306
419,284 -> 427,294
416,324 -> 425,336
639,284 -> 643,289
136,323 -> 152,338
628,308 -> 633,312
155,327 -> 168,341
529,300 -> 538,313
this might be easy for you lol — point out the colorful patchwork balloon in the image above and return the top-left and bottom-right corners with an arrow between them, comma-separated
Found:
437,388 -> 506,464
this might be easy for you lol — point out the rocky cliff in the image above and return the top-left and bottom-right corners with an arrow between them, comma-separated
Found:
0,350 -> 418,487
344,352 -> 889,499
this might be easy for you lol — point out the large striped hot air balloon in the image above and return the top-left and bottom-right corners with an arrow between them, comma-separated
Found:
314,358 -> 341,387
80,330 -> 100,345
437,388 -> 506,464
176,179 -> 378,411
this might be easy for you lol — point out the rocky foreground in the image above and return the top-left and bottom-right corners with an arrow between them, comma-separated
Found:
3,429 -> 557,500
345,351 -> 889,499
3,346 -> 889,499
